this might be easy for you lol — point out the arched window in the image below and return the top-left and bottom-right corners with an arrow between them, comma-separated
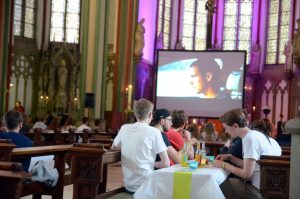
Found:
182,0 -> 207,50
13,0 -> 36,39
223,0 -> 253,64
265,0 -> 291,64
157,0 -> 172,49
50,0 -> 80,43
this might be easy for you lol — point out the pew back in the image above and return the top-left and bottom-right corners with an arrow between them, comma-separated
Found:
258,155 -> 290,199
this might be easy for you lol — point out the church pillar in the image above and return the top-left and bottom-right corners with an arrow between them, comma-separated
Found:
79,0 -> 106,119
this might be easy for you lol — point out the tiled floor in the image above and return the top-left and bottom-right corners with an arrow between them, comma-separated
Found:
21,163 -> 124,199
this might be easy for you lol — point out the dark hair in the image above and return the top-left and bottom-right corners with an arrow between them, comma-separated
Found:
252,119 -> 273,136
3,110 -> 23,130
94,119 -> 101,126
82,117 -> 89,124
219,108 -> 248,127
171,110 -> 187,128
187,123 -> 199,139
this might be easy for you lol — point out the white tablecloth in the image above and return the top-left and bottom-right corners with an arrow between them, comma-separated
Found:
134,164 -> 228,199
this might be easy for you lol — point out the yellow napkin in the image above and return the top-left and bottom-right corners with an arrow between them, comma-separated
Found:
173,171 -> 192,199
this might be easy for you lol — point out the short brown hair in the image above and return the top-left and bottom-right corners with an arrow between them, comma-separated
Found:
3,110 -> 23,130
133,99 -> 154,120
171,110 -> 187,128
219,108 -> 248,127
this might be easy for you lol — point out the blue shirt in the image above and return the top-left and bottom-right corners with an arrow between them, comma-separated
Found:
0,132 -> 33,171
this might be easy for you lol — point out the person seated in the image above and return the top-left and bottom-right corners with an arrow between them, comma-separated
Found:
19,113 -> 31,134
14,100 -> 25,113
200,122 -> 219,142
151,109 -> 182,166
165,110 -> 194,159
76,117 -> 91,132
94,118 -> 101,131
61,117 -> 76,132
0,110 -> 33,172
112,99 -> 169,196
214,109 -> 282,199
32,116 -> 47,130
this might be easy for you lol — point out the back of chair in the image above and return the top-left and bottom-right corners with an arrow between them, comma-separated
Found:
69,143 -> 106,199
0,161 -> 24,199
258,155 -> 290,199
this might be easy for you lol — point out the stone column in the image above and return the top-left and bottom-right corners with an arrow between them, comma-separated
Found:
285,106 -> 300,198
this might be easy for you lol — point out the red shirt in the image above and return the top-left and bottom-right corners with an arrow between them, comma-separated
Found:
165,128 -> 184,151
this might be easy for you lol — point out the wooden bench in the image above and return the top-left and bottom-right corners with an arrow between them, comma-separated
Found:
0,161 -> 25,199
69,143 -> 125,199
12,145 -> 72,199
0,140 -> 16,161
258,155 -> 290,199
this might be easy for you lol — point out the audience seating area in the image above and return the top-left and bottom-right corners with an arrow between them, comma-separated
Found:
0,133 -> 293,199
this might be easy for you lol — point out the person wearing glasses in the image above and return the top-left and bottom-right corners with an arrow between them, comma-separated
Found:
151,109 -> 182,166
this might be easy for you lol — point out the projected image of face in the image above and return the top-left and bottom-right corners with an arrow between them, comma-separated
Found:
189,60 -> 221,98
189,65 -> 204,94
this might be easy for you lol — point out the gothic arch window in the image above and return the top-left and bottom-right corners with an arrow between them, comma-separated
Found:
182,0 -> 207,50
157,0 -> 172,49
222,0 -> 253,64
13,0 -> 36,39
50,0 -> 81,43
265,0 -> 291,64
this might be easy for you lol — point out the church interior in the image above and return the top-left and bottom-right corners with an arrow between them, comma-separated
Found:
1,0 -> 300,198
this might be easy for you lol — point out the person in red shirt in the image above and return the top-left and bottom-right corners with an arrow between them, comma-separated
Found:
15,101 -> 25,113
165,110 -> 194,159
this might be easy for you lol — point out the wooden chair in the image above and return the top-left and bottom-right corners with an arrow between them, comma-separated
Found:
69,143 -> 125,199
0,161 -> 25,199
258,155 -> 290,199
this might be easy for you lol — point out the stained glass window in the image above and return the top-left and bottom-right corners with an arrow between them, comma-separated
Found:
50,0 -> 80,43
182,0 -> 207,50
266,0 -> 291,64
157,0 -> 171,49
13,0 -> 36,39
223,0 -> 253,64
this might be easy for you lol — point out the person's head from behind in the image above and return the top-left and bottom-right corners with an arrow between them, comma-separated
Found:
94,119 -> 101,127
82,117 -> 89,124
171,110 -> 187,130
187,123 -> 199,139
15,101 -> 21,107
252,119 -> 273,137
150,109 -> 172,132
189,59 -> 221,98
133,98 -> 154,123
3,110 -> 23,132
219,108 -> 248,137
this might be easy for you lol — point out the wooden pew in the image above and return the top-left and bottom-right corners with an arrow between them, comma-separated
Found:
12,145 -> 72,199
0,141 -> 16,161
89,135 -> 113,149
258,155 -> 290,199
69,143 -> 125,199
0,161 -> 25,199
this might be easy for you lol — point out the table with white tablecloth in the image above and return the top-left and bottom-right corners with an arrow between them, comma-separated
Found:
134,164 -> 228,199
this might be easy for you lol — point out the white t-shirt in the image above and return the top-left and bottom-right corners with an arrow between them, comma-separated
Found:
112,122 -> 167,192
242,130 -> 282,189
32,122 -> 47,129
76,124 -> 91,132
